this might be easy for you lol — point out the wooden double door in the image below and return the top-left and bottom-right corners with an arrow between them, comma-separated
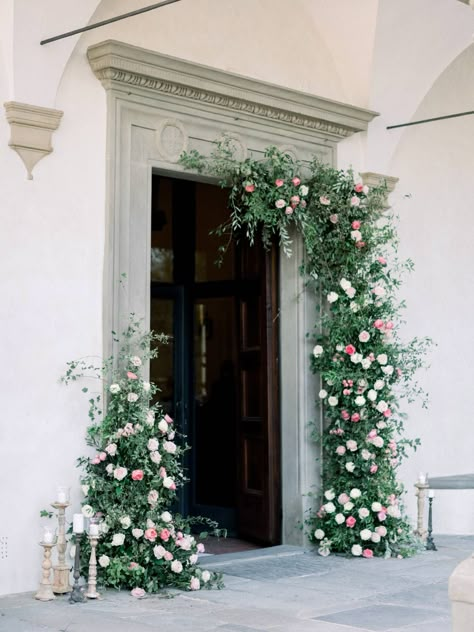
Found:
150,175 -> 281,544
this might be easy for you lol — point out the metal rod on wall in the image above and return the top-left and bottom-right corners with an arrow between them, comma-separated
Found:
40,0 -> 183,45
387,110 -> 474,130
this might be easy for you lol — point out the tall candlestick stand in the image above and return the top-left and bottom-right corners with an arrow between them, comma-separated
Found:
85,534 -> 100,599
426,495 -> 437,551
51,502 -> 71,594
69,535 -> 86,603
414,482 -> 429,539
35,542 -> 56,601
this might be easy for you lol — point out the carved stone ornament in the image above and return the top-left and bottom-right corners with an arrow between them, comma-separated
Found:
155,118 -> 188,162
4,102 -> 63,179
87,40 -> 377,142
360,171 -> 399,209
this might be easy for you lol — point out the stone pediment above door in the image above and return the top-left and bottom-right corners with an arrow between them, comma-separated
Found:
87,39 -> 377,166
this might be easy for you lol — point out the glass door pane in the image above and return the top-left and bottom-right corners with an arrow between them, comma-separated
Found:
150,297 -> 174,417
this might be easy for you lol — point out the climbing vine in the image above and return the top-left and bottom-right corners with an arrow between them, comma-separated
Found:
180,141 -> 431,558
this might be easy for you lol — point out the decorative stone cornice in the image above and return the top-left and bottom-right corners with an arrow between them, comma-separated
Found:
4,102 -> 63,179
360,171 -> 399,209
87,40 -> 377,141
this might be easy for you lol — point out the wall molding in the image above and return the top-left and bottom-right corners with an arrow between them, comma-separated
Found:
4,102 -> 63,179
87,40 -> 377,142
360,171 -> 399,209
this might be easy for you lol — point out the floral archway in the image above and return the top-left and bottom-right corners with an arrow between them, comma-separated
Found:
180,141 -> 430,558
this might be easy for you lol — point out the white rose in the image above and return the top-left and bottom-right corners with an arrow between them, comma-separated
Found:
164,441 -> 177,454
313,345 -> 324,358
382,365 -> 394,376
111,533 -> 125,546
345,462 -> 355,473
148,490 -> 159,505
158,419 -> 169,433
127,392 -> 138,402
146,410 -> 155,427
376,420 -> 387,430
350,488 -> 361,499
351,544 -> 362,556
335,513 -> 345,525
346,440 -> 358,452
146,519 -> 156,528
147,438 -> 159,451
346,287 -> 356,299
275,199 -> 286,209
163,477 -> 175,489
81,484 -> 90,496
98,554 -> 110,567
99,521 -> 110,535
377,354 -> 388,365
328,396 -> 338,407
376,400 -> 388,413
113,467 -> 127,481
340,278 -> 352,291
109,384 -> 121,394
132,528 -> 143,539
120,516 -> 131,529
350,302 -> 360,313
324,502 -> 336,514
106,463 -> 114,474
358,508 -> 370,519
377,526 -> 387,537
171,560 -> 183,573
351,230 -> 362,241
131,356 -> 142,367
319,389 -> 328,399
367,390 -> 377,402
336,344 -> 344,352
363,185 -> 369,195
373,286 -> 385,297
189,554 -> 198,565
355,395 -> 365,406
81,505 -> 94,518
387,506 -> 401,518
360,529 -> 372,541
153,545 -> 166,559
105,443 -> 117,456
314,529 -> 325,540
361,358 -> 372,370
361,449 -> 371,461
371,502 -> 382,512
161,511 -> 172,523
299,185 -> 309,196
143,382 -> 151,392
150,451 -> 162,465
372,436 -> 384,448
343,501 -> 354,511
201,570 -> 211,583
351,353 -> 363,364
327,292 -> 339,303
324,490 -> 335,501
374,379 -> 385,390
371,532 -> 381,543
168,431 -> 176,440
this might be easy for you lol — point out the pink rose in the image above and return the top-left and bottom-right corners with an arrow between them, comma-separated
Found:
383,409 -> 392,418
385,321 -> 394,330
358,331 -> 370,343
197,543 -> 205,553
362,548 -> 373,558
159,467 -> 167,478
275,199 -> 286,209
338,493 -> 350,505
368,429 -> 377,439
377,257 -> 387,265
91,456 -> 101,465
336,446 -> 346,456
285,207 -> 293,215
290,195 -> 300,204
370,464 -> 378,474
355,241 -> 366,249
329,214 -> 338,223
160,528 -> 171,542
131,470 -> 144,481
130,587 -> 146,598
320,196 -> 331,206
351,220 -> 361,229
129,562 -> 139,570
99,452 -> 107,461
244,183 -> 255,193
190,577 -> 200,591
275,179 -> 284,187
144,528 -> 158,542
343,389 -> 351,396
350,196 -> 361,207
354,183 -> 364,193
341,410 -> 350,421
374,319 -> 384,330
377,511 -> 387,522
376,526 -> 387,537
351,413 -> 360,423
164,414 -> 173,424
345,344 -> 356,356
292,177 -> 301,186
346,516 -> 356,528
164,551 -> 173,561
127,371 -> 138,380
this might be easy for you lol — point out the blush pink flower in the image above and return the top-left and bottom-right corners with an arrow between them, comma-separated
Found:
351,220 -> 361,229
350,196 -> 361,207
90,456 -> 101,465
383,409 -> 392,418
131,470 -> 144,481
368,429 -> 378,439
164,551 -> 173,561
275,179 -> 284,187
292,177 -> 301,186
362,548 -> 374,558
355,241 -> 366,249
370,464 -> 378,474
351,413 -> 360,423
341,410 -> 350,421
159,467 -> 167,478
385,321 -> 394,330
320,196 -> 330,206
160,528 -> 171,542
354,183 -> 364,193
99,452 -> 107,461
336,446 -> 346,456
338,493 -> 350,505
197,543 -> 205,553
345,344 -> 356,355
346,516 -> 356,528
329,213 -> 338,223
285,207 -> 293,215
164,414 -> 173,424
244,184 -> 255,193
129,562 -> 139,570
144,528 -> 158,542
290,195 -> 300,204
127,371 -> 138,380
377,511 -> 387,522
374,319 -> 384,330
377,257 -> 387,265
131,587 -> 146,598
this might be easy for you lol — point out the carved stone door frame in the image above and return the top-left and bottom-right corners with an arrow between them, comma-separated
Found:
87,40 -> 377,545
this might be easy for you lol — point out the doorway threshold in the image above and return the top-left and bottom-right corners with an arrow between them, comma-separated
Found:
202,536 -> 263,556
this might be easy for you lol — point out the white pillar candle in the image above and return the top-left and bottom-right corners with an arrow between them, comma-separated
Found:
73,513 -> 84,533
89,523 -> 99,536
43,527 -> 54,544
428,489 -> 435,499
418,473 -> 426,484
57,486 -> 69,503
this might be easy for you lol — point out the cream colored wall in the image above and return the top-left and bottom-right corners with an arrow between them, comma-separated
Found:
1,0 -> 474,594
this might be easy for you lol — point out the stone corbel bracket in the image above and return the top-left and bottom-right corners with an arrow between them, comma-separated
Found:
4,101 -> 63,179
360,171 -> 399,209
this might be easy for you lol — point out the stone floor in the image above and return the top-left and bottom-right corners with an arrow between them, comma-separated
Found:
1,535 -> 472,632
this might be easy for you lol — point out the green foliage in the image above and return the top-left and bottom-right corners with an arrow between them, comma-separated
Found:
180,140 -> 432,559
62,317 -> 223,592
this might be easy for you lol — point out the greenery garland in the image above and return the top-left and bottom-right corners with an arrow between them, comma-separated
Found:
180,141 -> 431,558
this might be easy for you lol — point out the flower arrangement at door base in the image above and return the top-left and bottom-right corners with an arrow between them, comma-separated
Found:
62,319 -> 223,593
180,140 -> 432,559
